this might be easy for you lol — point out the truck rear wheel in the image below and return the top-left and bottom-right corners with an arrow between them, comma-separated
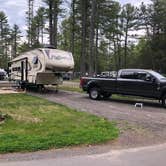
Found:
162,94 -> 166,108
89,88 -> 101,100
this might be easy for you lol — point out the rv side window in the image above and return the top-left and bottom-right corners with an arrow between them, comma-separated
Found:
12,67 -> 21,71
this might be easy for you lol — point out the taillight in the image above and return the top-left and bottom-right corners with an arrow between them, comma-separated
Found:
80,77 -> 85,88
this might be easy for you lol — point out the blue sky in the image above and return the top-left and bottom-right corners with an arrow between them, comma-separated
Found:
0,0 -> 150,40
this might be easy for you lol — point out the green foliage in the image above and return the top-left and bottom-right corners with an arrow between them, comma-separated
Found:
0,0 -> 166,73
0,94 -> 119,153
0,11 -> 10,69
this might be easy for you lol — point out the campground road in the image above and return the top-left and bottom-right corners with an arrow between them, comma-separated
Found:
1,143 -> 166,166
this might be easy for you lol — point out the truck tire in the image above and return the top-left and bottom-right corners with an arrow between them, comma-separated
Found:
162,94 -> 166,108
37,85 -> 45,93
89,88 -> 101,100
20,82 -> 26,91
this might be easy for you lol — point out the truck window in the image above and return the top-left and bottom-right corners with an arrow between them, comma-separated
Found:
136,72 -> 155,81
120,71 -> 135,79
136,72 -> 147,80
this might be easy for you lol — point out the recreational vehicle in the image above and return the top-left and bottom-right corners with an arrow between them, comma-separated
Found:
9,48 -> 74,90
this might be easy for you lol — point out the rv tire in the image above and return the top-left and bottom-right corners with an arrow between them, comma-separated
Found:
37,85 -> 45,93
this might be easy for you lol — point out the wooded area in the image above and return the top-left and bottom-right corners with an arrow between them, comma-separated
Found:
0,0 -> 165,75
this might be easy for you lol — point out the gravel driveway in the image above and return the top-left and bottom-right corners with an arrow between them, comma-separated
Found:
29,90 -> 166,148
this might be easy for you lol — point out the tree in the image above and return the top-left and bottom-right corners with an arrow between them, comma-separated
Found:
121,4 -> 138,68
36,7 -> 47,45
26,0 -> 34,47
89,0 -> 96,75
70,0 -> 76,56
0,11 -> 10,69
80,0 -> 89,75
43,0 -> 63,47
10,24 -> 21,58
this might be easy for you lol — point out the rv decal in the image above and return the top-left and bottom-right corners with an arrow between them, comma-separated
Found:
44,49 -> 72,60
44,50 -> 50,57
32,56 -> 42,70
46,54 -> 72,61
32,56 -> 39,64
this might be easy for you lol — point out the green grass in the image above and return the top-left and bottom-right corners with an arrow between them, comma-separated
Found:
59,86 -> 83,93
0,94 -> 118,153
59,86 -> 139,100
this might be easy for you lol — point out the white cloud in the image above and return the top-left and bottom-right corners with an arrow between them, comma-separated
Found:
118,0 -> 151,6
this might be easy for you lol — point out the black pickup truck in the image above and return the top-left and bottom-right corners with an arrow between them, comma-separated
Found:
80,69 -> 166,107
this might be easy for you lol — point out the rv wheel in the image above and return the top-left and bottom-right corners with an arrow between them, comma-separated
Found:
37,85 -> 45,93
20,83 -> 26,91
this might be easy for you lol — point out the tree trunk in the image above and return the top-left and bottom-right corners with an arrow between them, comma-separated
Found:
124,21 -> 129,68
13,33 -> 17,58
41,24 -> 44,45
89,0 -> 96,76
53,1 -> 58,48
71,0 -> 75,55
95,27 -> 98,74
49,0 -> 53,46
80,0 -> 87,76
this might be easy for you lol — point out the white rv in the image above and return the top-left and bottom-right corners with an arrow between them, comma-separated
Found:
9,48 -> 74,89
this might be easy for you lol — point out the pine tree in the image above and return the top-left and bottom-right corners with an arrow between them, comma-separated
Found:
10,24 -> 21,58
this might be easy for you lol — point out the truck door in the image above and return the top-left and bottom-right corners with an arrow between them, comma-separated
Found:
117,71 -> 138,95
101,78 -> 117,93
117,71 -> 158,97
134,72 -> 159,97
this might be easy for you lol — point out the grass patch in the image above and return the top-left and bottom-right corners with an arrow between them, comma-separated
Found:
59,86 -> 83,93
112,94 -> 137,101
0,94 -> 118,153
59,86 -> 140,100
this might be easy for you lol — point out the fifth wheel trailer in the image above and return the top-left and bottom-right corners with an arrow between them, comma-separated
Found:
9,48 -> 74,89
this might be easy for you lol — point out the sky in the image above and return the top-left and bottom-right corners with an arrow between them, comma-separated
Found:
0,0 -> 44,34
0,0 -> 151,42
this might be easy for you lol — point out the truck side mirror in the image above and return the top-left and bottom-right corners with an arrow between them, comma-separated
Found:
145,75 -> 156,83
145,75 -> 152,81
152,77 -> 156,83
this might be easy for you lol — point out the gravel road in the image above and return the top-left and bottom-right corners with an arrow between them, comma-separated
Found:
29,90 -> 166,148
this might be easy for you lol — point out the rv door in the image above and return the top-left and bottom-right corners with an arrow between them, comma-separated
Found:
21,59 -> 28,82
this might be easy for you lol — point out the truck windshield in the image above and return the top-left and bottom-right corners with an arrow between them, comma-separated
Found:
150,71 -> 166,80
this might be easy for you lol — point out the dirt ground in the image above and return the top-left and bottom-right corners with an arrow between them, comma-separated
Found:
0,88 -> 25,94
